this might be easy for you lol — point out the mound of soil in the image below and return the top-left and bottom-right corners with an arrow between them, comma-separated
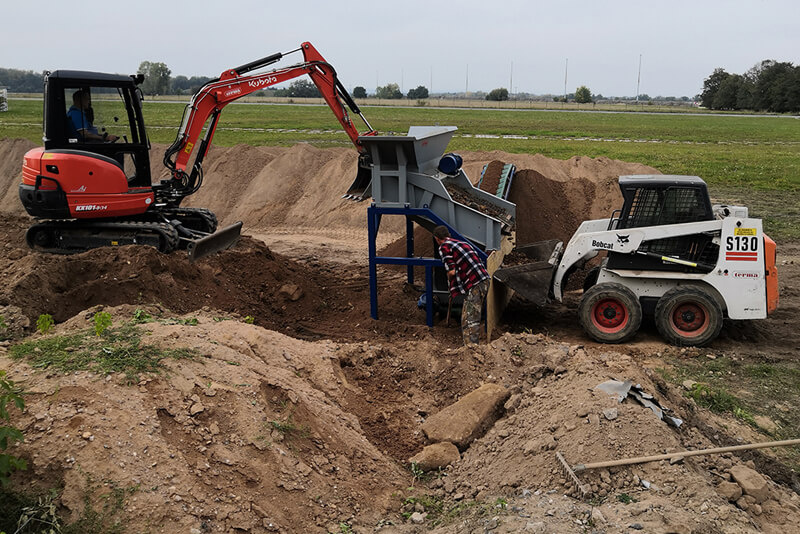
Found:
3,308 -> 409,532
0,138 -> 37,214
0,214 -> 458,346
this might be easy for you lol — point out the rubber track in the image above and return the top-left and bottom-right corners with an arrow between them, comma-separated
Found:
26,220 -> 180,255
156,207 -> 218,234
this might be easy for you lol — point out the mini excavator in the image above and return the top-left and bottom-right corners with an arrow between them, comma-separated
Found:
19,42 -> 376,261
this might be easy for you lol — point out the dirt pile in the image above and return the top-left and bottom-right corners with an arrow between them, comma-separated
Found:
0,138 -> 37,213
154,142 -> 385,234
5,316 -> 800,533
426,333 -> 800,533
3,306 -> 407,533
0,138 -> 656,248
0,214 -> 450,345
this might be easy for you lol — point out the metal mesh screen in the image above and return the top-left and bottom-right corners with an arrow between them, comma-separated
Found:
625,187 -> 709,228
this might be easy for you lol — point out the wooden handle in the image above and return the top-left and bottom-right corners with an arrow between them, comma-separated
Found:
573,438 -> 800,471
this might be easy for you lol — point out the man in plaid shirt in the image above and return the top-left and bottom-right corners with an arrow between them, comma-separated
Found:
433,225 -> 490,345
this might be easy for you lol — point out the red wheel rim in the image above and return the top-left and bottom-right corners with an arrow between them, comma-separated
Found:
670,301 -> 710,337
591,298 -> 628,334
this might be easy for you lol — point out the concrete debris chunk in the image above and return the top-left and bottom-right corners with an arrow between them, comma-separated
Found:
602,408 -> 618,421
730,465 -> 769,503
278,283 -> 304,301
409,511 -> 427,524
717,481 -> 743,502
421,383 -> 510,449
408,442 -> 461,471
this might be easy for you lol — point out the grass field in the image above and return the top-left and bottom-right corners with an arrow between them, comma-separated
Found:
3,97 -> 799,236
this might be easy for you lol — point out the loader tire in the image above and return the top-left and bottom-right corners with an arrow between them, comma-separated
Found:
579,283 -> 642,343
655,286 -> 723,347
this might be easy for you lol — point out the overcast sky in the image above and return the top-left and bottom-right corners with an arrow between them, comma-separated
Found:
3,0 -> 797,97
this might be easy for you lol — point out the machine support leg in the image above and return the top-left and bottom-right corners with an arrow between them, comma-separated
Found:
425,264 -> 434,327
406,216 -> 414,284
368,206 -> 380,320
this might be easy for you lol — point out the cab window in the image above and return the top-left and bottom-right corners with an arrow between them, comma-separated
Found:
64,86 -> 133,144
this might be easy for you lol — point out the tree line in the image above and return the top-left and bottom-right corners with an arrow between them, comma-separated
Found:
701,60 -> 800,112
3,60 -> 797,112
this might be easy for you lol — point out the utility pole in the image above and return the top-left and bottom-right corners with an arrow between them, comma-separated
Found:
510,61 -> 513,99
636,54 -> 642,103
564,58 -> 568,101
465,64 -> 469,98
430,66 -> 433,95
401,68 -> 404,94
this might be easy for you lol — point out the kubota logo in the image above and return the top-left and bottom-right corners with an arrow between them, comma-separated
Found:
247,77 -> 278,88
75,204 -> 108,212
224,88 -> 242,97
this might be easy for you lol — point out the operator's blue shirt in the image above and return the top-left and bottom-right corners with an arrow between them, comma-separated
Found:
67,105 -> 98,139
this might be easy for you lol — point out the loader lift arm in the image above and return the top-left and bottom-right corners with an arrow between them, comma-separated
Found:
160,41 -> 376,202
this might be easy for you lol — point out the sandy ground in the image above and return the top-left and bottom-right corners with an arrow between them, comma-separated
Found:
1,139 -> 799,533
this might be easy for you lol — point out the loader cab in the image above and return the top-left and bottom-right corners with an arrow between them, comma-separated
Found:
607,175 -> 718,272
43,70 -> 151,188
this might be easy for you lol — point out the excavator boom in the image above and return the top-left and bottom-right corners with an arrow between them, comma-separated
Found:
161,42 -> 376,202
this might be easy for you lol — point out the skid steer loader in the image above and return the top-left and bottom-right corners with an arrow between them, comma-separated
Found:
494,175 -> 778,346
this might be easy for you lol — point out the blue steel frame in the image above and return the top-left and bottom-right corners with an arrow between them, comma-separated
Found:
367,204 -> 488,327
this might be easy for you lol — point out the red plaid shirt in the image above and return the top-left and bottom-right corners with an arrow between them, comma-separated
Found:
438,238 -> 489,297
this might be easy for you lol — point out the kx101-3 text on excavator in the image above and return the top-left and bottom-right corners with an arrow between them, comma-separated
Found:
19,42 -> 376,261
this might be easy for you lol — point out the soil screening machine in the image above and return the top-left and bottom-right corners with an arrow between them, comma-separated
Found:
495,175 -> 779,346
19,42 -> 375,261
359,127 -> 777,346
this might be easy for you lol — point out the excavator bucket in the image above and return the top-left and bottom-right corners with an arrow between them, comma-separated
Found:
187,221 -> 243,262
343,155 -> 373,200
493,240 -> 563,306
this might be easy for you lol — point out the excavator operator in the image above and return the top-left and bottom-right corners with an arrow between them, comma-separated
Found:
67,89 -> 118,143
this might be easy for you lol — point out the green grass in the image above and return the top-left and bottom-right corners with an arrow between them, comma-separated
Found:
3,97 -> 799,236
660,355 -> 800,469
8,321 -> 196,383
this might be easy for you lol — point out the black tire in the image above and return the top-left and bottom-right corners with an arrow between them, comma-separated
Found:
655,286 -> 723,347
579,282 -> 642,343
583,266 -> 601,293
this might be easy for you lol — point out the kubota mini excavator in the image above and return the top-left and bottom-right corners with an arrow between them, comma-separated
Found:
19,42 -> 376,261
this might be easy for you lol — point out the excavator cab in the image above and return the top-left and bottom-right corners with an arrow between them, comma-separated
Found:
42,70 -> 151,188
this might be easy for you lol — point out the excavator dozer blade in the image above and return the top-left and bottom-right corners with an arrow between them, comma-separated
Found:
187,221 -> 243,262
343,156 -> 373,201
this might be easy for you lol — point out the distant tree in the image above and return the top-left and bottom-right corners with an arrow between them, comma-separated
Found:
138,61 -> 172,95
574,85 -> 592,103
375,83 -> 402,99
486,88 -> 509,101
171,75 -> 213,95
700,68 -> 730,108
712,74 -> 742,110
407,85 -> 429,99
287,79 -> 321,98
352,86 -> 367,98
593,93 -> 604,101
753,60 -> 797,112
0,68 -> 44,92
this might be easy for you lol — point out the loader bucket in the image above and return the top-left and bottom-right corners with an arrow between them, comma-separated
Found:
187,221 -> 243,262
493,240 -> 563,306
343,154 -> 373,200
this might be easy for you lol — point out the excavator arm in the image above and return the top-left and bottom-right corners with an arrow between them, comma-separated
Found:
161,42 -> 376,201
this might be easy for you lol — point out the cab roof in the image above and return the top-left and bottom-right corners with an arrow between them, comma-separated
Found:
619,175 -> 707,188
47,70 -> 137,85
